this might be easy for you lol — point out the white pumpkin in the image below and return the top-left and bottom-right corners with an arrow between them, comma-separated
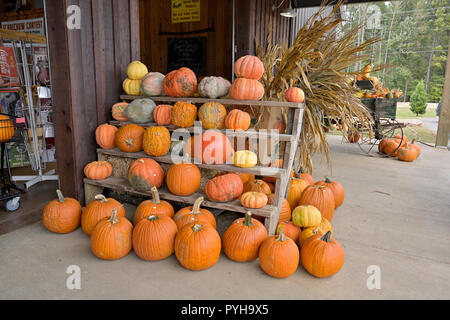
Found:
123,98 -> 156,124
141,72 -> 166,96
197,76 -> 231,99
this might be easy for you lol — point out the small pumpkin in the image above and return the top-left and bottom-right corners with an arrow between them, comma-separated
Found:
225,109 -> 251,131
259,226 -> 300,278
128,158 -> 164,192
90,208 -> 133,260
141,72 -> 165,96
142,126 -> 171,157
233,55 -> 264,80
153,104 -> 172,126
95,124 -> 118,149
83,161 -> 112,180
292,205 -> 322,228
133,186 -> 174,225
240,192 -> 268,209
287,176 -> 310,210
132,215 -> 177,261
163,67 -> 197,97
204,173 -> 243,202
171,101 -> 197,128
173,197 -> 217,230
234,150 -> 257,168
230,78 -> 264,101
397,143 -> 417,162
126,60 -> 148,80
277,221 -> 301,243
115,124 -> 145,153
383,138 -> 403,156
198,102 -> 227,129
347,131 -> 360,143
191,130 -> 234,165
111,102 -> 129,121
122,78 -> 142,95
315,177 -> 345,209
42,190 -> 82,234
197,76 -> 231,98
297,185 -> 335,221
123,98 -> 157,124
299,226 -> 326,247
298,167 -> 314,185
166,153 -> 201,196
243,179 -> 271,195
267,194 -> 291,222
222,212 -> 268,262
320,217 -> 333,234
0,114 -> 14,142
285,87 -> 304,102
81,194 -> 126,236
174,223 -> 221,271
300,231 -> 344,278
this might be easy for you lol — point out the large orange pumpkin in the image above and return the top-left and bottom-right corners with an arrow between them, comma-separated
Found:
397,143 -> 417,162
267,194 -> 291,222
142,126 -> 171,157
128,158 -> 164,192
174,223 -> 221,270
298,167 -> 314,185
315,178 -> 345,209
42,190 -> 82,234
276,221 -> 301,243
95,124 -> 118,149
163,67 -> 197,97
287,176 -> 310,210
297,185 -> 335,221
115,124 -> 145,153
198,102 -> 227,129
153,104 -> 172,126
222,212 -> 268,262
409,139 -> 421,158
83,161 -> 112,180
230,78 -> 264,100
191,130 -> 234,164
224,109 -> 251,131
173,197 -> 217,231
171,101 -> 197,128
111,102 -> 129,122
204,173 -> 243,202
166,154 -> 201,196
233,55 -> 264,80
133,186 -> 174,225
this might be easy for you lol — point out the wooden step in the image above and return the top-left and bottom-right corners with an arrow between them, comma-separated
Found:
119,95 -> 304,109
97,148 -> 286,178
84,177 -> 276,218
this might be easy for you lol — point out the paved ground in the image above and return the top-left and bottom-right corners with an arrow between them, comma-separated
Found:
1,135 -> 449,299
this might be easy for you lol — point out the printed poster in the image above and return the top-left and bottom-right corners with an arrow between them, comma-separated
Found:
172,0 -> 200,23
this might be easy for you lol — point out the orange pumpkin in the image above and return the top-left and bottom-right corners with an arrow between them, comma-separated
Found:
163,67 -> 197,97
230,78 -> 264,100
240,191 -> 268,209
267,194 -> 291,222
297,185 -> 335,221
171,101 -> 197,128
397,143 -> 417,162
83,161 -> 112,180
284,87 -> 305,102
142,126 -> 171,157
191,130 -> 234,164
133,186 -> 174,225
298,167 -> 314,185
233,55 -> 264,80
347,131 -> 360,143
234,172 -> 255,185
42,190 -> 82,234
315,177 -> 345,209
276,221 -> 301,243
166,154 -> 201,196
409,139 -> 421,158
243,179 -> 271,195
198,102 -> 227,129
204,173 -> 243,202
115,124 -> 145,153
287,176 -> 310,210
225,109 -> 251,131
153,104 -> 172,126
383,138 -> 403,156
95,124 -> 118,149
111,102 -> 129,121
128,158 -> 164,191
173,197 -> 217,230
0,114 -> 14,142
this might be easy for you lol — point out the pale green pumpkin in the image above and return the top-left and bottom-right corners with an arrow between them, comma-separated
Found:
123,98 -> 156,124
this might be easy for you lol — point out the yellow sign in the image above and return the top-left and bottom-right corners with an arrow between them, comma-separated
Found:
172,0 -> 201,24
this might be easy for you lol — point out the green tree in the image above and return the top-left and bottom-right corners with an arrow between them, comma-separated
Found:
410,80 -> 428,116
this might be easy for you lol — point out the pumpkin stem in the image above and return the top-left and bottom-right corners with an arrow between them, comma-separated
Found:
192,197 -> 204,214
276,225 -> 287,242
324,177 -> 331,183
56,189 -> 65,203
94,194 -> 108,203
411,138 -> 416,144
125,138 -> 134,147
150,186 -> 161,204
107,207 -> 120,224
147,215 -> 159,221
243,211 -> 254,227
192,223 -> 203,232
321,230 -> 332,243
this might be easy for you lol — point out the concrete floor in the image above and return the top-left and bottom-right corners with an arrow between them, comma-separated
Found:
1,135 -> 449,299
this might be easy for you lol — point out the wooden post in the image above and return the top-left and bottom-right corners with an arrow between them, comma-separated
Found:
435,41 -> 450,147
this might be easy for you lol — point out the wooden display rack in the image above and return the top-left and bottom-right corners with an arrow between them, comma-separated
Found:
84,95 -> 304,235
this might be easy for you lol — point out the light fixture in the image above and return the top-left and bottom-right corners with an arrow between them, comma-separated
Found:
280,1 -> 297,18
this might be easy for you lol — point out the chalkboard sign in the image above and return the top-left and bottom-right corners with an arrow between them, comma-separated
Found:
167,37 -> 206,76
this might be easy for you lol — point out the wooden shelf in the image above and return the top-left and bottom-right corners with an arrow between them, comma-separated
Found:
97,148 -> 286,178
84,177 -> 276,218
109,121 -> 295,142
119,95 -> 304,109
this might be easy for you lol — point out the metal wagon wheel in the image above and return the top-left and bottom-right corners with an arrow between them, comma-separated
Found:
357,118 -> 404,157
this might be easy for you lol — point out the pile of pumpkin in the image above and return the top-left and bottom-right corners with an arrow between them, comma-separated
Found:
355,64 -> 403,99
378,135 -> 421,162
42,169 -> 345,279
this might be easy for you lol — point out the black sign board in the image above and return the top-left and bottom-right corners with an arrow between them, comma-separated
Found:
167,37 -> 206,76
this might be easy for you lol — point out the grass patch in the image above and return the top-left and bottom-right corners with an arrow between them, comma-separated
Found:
396,108 -> 437,119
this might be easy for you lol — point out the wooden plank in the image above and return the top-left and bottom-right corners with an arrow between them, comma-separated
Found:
97,148 -> 286,177
129,0 -> 140,61
436,41 -> 450,147
109,121 -> 295,141
119,95 -> 304,108
84,177 -> 276,217
0,28 -> 46,43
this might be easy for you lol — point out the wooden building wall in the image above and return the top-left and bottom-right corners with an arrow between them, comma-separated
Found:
46,0 -> 140,203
